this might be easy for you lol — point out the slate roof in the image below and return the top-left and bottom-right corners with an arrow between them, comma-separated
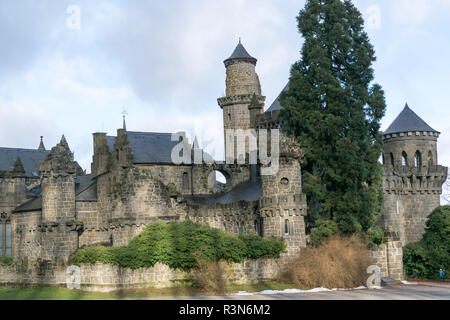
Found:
185,178 -> 262,207
74,175 -> 97,201
384,104 -> 439,135
13,197 -> 42,213
224,42 -> 257,65
13,174 -> 97,213
107,131 -> 212,164
0,148 -> 49,176
266,83 -> 289,112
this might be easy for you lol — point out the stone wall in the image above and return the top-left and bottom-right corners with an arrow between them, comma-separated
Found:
11,211 -> 41,260
0,259 -> 280,292
370,239 -> 404,281
382,164 -> 447,245
187,201 -> 259,236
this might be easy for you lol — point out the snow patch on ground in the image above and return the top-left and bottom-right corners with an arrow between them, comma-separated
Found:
367,286 -> 382,289
234,286 -> 378,296
401,280 -> 418,285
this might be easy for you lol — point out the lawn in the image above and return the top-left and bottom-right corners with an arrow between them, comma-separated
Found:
0,281 -> 300,300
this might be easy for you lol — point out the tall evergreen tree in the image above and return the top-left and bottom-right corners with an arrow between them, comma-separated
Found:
280,0 -> 386,234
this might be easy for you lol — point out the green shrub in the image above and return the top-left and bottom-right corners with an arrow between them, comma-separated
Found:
366,225 -> 384,246
0,256 -> 13,266
239,234 -> 286,259
309,220 -> 339,246
403,206 -> 450,280
70,220 -> 286,270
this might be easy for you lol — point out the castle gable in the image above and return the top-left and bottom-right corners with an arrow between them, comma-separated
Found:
266,83 -> 289,112
107,131 -> 187,164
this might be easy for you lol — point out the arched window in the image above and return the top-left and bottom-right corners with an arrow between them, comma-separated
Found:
182,172 -> 189,190
415,151 -> 422,168
390,153 -> 395,166
402,151 -> 408,166
0,212 -> 11,257
428,151 -> 433,166
284,219 -> 290,235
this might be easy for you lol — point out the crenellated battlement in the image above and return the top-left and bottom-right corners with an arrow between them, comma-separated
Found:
383,164 -> 448,194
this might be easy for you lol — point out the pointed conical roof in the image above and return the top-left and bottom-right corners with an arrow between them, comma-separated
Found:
38,136 -> 46,151
384,103 -> 439,135
224,41 -> 257,67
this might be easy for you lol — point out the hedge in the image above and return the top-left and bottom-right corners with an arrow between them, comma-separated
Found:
70,220 -> 286,270
403,206 -> 450,279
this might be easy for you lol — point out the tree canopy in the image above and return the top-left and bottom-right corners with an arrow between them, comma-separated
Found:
280,0 -> 386,234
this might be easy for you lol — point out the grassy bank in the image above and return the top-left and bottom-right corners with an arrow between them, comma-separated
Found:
0,281 -> 300,300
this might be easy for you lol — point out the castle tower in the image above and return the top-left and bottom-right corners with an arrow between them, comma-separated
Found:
218,41 -> 266,161
39,136 -> 82,261
382,104 -> 448,244
259,134 -> 307,258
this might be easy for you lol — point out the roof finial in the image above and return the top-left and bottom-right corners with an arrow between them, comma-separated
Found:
405,102 -> 409,109
122,109 -> 128,131
38,136 -> 46,151
239,37 -> 241,44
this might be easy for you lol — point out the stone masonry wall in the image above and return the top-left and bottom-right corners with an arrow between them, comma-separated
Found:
370,241 -> 404,281
187,201 -> 259,236
0,259 -> 281,292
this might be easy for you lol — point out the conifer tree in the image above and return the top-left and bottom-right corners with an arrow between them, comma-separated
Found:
280,0 -> 386,234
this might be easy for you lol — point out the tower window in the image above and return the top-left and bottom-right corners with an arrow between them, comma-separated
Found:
390,153 -> 394,166
0,212 -> 11,257
415,151 -> 422,168
402,152 -> 408,166
182,172 -> 189,190
284,219 -> 290,235
428,151 -> 433,166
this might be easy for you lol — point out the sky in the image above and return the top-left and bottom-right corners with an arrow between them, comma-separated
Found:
0,0 -> 449,202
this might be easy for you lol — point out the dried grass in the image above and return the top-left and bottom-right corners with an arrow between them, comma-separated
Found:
278,235 -> 372,289
188,259 -> 233,294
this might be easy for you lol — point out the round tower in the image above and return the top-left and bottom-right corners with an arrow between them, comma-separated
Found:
382,103 -> 448,245
218,40 -> 265,162
218,41 -> 265,161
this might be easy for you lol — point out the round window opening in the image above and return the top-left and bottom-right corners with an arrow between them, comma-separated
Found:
280,178 -> 289,187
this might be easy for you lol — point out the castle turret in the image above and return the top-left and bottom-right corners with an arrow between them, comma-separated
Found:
91,132 -> 112,177
259,134 -> 307,257
218,41 -> 266,160
382,104 -> 448,244
39,135 -> 82,261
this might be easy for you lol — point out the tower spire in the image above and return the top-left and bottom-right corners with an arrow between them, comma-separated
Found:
38,136 -> 46,151
122,109 -> 128,131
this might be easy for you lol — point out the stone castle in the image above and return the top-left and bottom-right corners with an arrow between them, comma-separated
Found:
0,42 -> 447,285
